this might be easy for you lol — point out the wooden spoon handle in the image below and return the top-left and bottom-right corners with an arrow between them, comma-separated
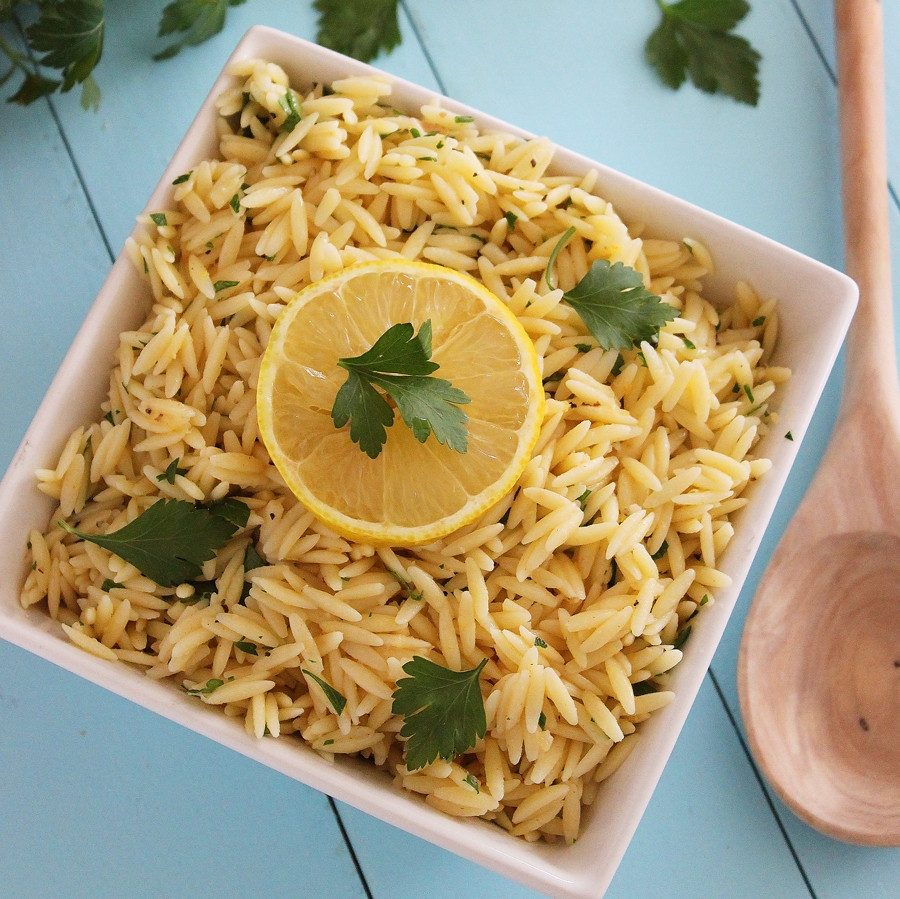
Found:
836,0 -> 897,404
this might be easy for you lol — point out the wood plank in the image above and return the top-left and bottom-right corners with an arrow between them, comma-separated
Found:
0,642 -> 369,899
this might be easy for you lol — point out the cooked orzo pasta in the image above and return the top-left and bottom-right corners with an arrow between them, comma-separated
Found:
21,58 -> 789,843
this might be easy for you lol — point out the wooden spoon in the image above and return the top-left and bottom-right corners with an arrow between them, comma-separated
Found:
737,0 -> 900,845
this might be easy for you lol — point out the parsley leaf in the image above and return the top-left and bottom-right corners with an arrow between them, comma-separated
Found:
154,0 -> 247,61
185,677 -> 226,695
388,569 -> 424,602
302,669 -> 347,715
391,656 -> 488,771
545,226 -> 576,291
332,321 -> 471,459
673,625 -> 693,650
278,87 -> 302,133
7,71 -> 61,105
204,496 -> 251,528
632,681 -> 658,696
645,0 -> 761,106
313,0 -> 401,63
25,0 -> 104,109
562,260 -> 677,350
243,542 -> 265,571
156,457 -> 187,484
58,498 -> 245,587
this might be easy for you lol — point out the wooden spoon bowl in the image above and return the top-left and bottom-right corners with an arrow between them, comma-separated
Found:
744,527 -> 900,842
738,0 -> 900,845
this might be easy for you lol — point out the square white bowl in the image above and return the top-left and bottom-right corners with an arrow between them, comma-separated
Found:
0,25 -> 857,899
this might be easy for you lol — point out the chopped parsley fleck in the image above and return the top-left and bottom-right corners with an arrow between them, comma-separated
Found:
683,337 -> 696,350
156,457 -> 188,484
235,640 -> 259,656
464,774 -> 480,792
172,172 -> 192,185
610,353 -> 626,377
101,578 -> 123,592
575,343 -> 593,354
673,626 -> 692,650
303,669 -> 347,715
409,127 -> 421,138
534,636 -> 548,649
785,431 -> 794,441
278,88 -> 302,133
455,115 -> 474,123
213,280 -> 240,292
743,384 -> 755,403
752,316 -> 766,327
150,212 -> 167,227
538,711 -> 547,730
650,540 -> 669,561
576,488 -> 591,510
185,678 -> 226,695
505,211 -> 517,229
229,193 -> 241,214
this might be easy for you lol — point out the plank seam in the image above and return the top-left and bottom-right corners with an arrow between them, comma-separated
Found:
328,797 -> 376,899
788,0 -> 837,85
10,13 -> 115,264
707,668 -> 820,899
787,0 -> 900,217
399,0 -> 448,96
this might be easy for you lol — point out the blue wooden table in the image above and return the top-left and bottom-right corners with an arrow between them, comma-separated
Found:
1,2 -> 899,897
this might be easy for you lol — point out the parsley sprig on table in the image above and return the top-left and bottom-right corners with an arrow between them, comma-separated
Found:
58,496 -> 250,587
646,0 -> 761,106
313,0 -> 401,63
2,0 -> 103,109
1,0 -> 762,112
391,656 -> 489,771
331,320 -> 471,460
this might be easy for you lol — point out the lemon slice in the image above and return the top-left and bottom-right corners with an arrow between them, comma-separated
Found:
257,259 -> 545,546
